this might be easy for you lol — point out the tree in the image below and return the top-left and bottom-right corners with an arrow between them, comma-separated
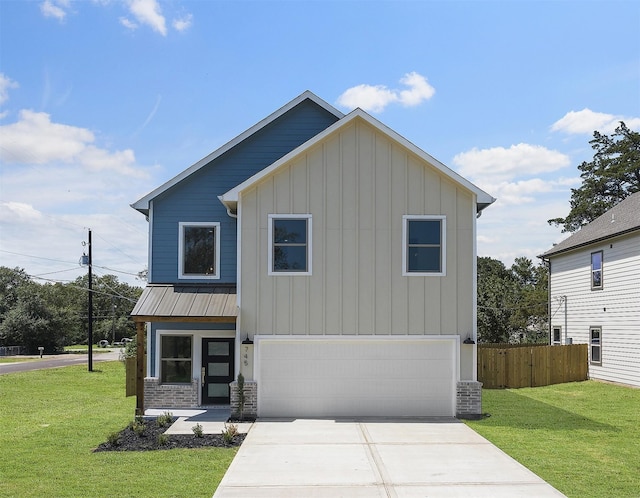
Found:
477,257 -> 548,344
477,257 -> 517,343
548,122 -> 640,232
0,287 -> 64,354
0,267 -> 142,351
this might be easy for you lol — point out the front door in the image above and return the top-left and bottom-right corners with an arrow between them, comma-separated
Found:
201,338 -> 234,405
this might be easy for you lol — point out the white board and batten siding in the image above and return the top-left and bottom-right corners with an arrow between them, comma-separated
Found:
550,231 -> 640,387
239,119 -> 475,341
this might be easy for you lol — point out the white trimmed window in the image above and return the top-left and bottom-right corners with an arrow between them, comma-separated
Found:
178,222 -> 220,279
590,327 -> 602,365
268,214 -> 312,275
591,251 -> 603,290
552,326 -> 561,345
160,335 -> 192,384
402,215 -> 446,276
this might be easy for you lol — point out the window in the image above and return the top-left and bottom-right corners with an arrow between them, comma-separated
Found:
590,327 -> 602,365
161,335 -> 192,383
402,215 -> 446,275
591,251 -> 603,290
178,222 -> 220,279
552,326 -> 561,345
268,214 -> 312,275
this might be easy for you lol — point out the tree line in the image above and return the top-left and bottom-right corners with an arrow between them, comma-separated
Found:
0,267 -> 142,354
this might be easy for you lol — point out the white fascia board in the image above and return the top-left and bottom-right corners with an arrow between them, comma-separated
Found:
220,108 -> 496,210
131,91 -> 344,214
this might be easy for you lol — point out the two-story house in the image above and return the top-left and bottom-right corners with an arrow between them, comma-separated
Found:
130,91 -> 495,419
540,192 -> 640,388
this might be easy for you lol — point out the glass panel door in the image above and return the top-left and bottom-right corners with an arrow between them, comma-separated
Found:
201,338 -> 234,404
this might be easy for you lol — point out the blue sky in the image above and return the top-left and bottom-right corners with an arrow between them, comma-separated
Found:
1,0 -> 639,286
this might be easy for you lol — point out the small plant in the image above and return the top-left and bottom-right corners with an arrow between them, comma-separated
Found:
129,418 -> 146,436
107,431 -> 120,446
156,411 -> 173,428
222,423 -> 238,444
157,433 -> 169,446
192,423 -> 204,438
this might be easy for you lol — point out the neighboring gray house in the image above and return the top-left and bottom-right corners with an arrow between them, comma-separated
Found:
130,91 -> 495,418
540,192 -> 640,388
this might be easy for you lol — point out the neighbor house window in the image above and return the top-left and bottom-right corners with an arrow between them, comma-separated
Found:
402,215 -> 446,276
591,251 -> 603,290
590,327 -> 602,365
268,214 -> 312,275
178,222 -> 220,279
161,335 -> 192,383
552,326 -> 561,345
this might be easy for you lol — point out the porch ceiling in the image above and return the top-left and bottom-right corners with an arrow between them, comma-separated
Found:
130,284 -> 237,323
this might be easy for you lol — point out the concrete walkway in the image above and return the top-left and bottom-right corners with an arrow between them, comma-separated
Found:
213,418 -> 565,497
145,408 -> 253,435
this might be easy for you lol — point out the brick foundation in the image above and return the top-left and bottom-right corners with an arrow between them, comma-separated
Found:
230,380 -> 257,419
456,380 -> 483,419
144,377 -> 199,409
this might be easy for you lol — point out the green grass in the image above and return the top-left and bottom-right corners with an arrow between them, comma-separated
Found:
465,381 -> 640,497
0,361 -> 237,497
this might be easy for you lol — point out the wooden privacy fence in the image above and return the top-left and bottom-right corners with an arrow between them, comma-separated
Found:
478,343 -> 588,389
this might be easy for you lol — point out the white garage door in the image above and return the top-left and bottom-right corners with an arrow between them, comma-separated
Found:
256,337 -> 457,417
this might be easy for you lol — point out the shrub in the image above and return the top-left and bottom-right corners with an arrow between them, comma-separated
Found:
192,423 -> 203,438
107,431 -> 120,446
157,433 -> 169,446
222,423 -> 238,444
156,411 -> 173,428
129,419 -> 146,436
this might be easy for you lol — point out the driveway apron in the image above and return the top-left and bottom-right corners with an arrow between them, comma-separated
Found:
213,418 -> 565,497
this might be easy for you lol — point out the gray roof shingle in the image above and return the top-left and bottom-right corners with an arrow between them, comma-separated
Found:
540,191 -> 640,258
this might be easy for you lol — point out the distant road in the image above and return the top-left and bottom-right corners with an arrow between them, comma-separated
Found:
0,350 -> 122,375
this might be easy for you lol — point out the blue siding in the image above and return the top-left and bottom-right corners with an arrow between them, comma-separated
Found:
150,99 -> 339,283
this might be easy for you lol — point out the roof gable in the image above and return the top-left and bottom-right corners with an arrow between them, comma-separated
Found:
131,91 -> 344,215
541,191 -> 640,258
220,108 -> 495,212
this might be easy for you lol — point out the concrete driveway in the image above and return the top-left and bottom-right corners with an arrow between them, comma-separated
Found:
214,418 -> 565,497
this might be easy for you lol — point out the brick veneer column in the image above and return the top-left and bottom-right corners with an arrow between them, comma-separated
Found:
230,380 -> 257,419
456,380 -> 483,420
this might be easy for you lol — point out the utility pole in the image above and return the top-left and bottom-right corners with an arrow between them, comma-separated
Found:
88,229 -> 93,372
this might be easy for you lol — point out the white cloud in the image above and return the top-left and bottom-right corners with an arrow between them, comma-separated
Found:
0,109 -> 147,178
0,73 -> 19,106
551,108 -> 640,135
40,0 -> 70,20
487,177 -> 580,206
336,72 -> 435,113
119,17 -> 138,30
173,13 -> 193,32
126,0 -> 167,36
0,201 -> 43,222
453,143 -> 570,183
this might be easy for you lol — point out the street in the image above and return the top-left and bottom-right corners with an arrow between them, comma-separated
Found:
0,349 -> 122,375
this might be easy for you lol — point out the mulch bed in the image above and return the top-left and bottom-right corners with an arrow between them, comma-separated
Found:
94,417 -> 245,452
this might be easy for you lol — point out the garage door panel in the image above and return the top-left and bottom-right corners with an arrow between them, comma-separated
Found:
257,338 -> 456,417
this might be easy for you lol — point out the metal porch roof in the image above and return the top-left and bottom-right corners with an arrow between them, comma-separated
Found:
130,285 -> 237,323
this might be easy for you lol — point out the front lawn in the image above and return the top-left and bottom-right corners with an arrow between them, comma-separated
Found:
0,361 -> 237,497
465,381 -> 640,497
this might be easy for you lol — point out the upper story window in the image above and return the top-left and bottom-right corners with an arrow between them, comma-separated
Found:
268,214 -> 312,275
178,222 -> 220,279
402,215 -> 446,276
591,251 -> 603,290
